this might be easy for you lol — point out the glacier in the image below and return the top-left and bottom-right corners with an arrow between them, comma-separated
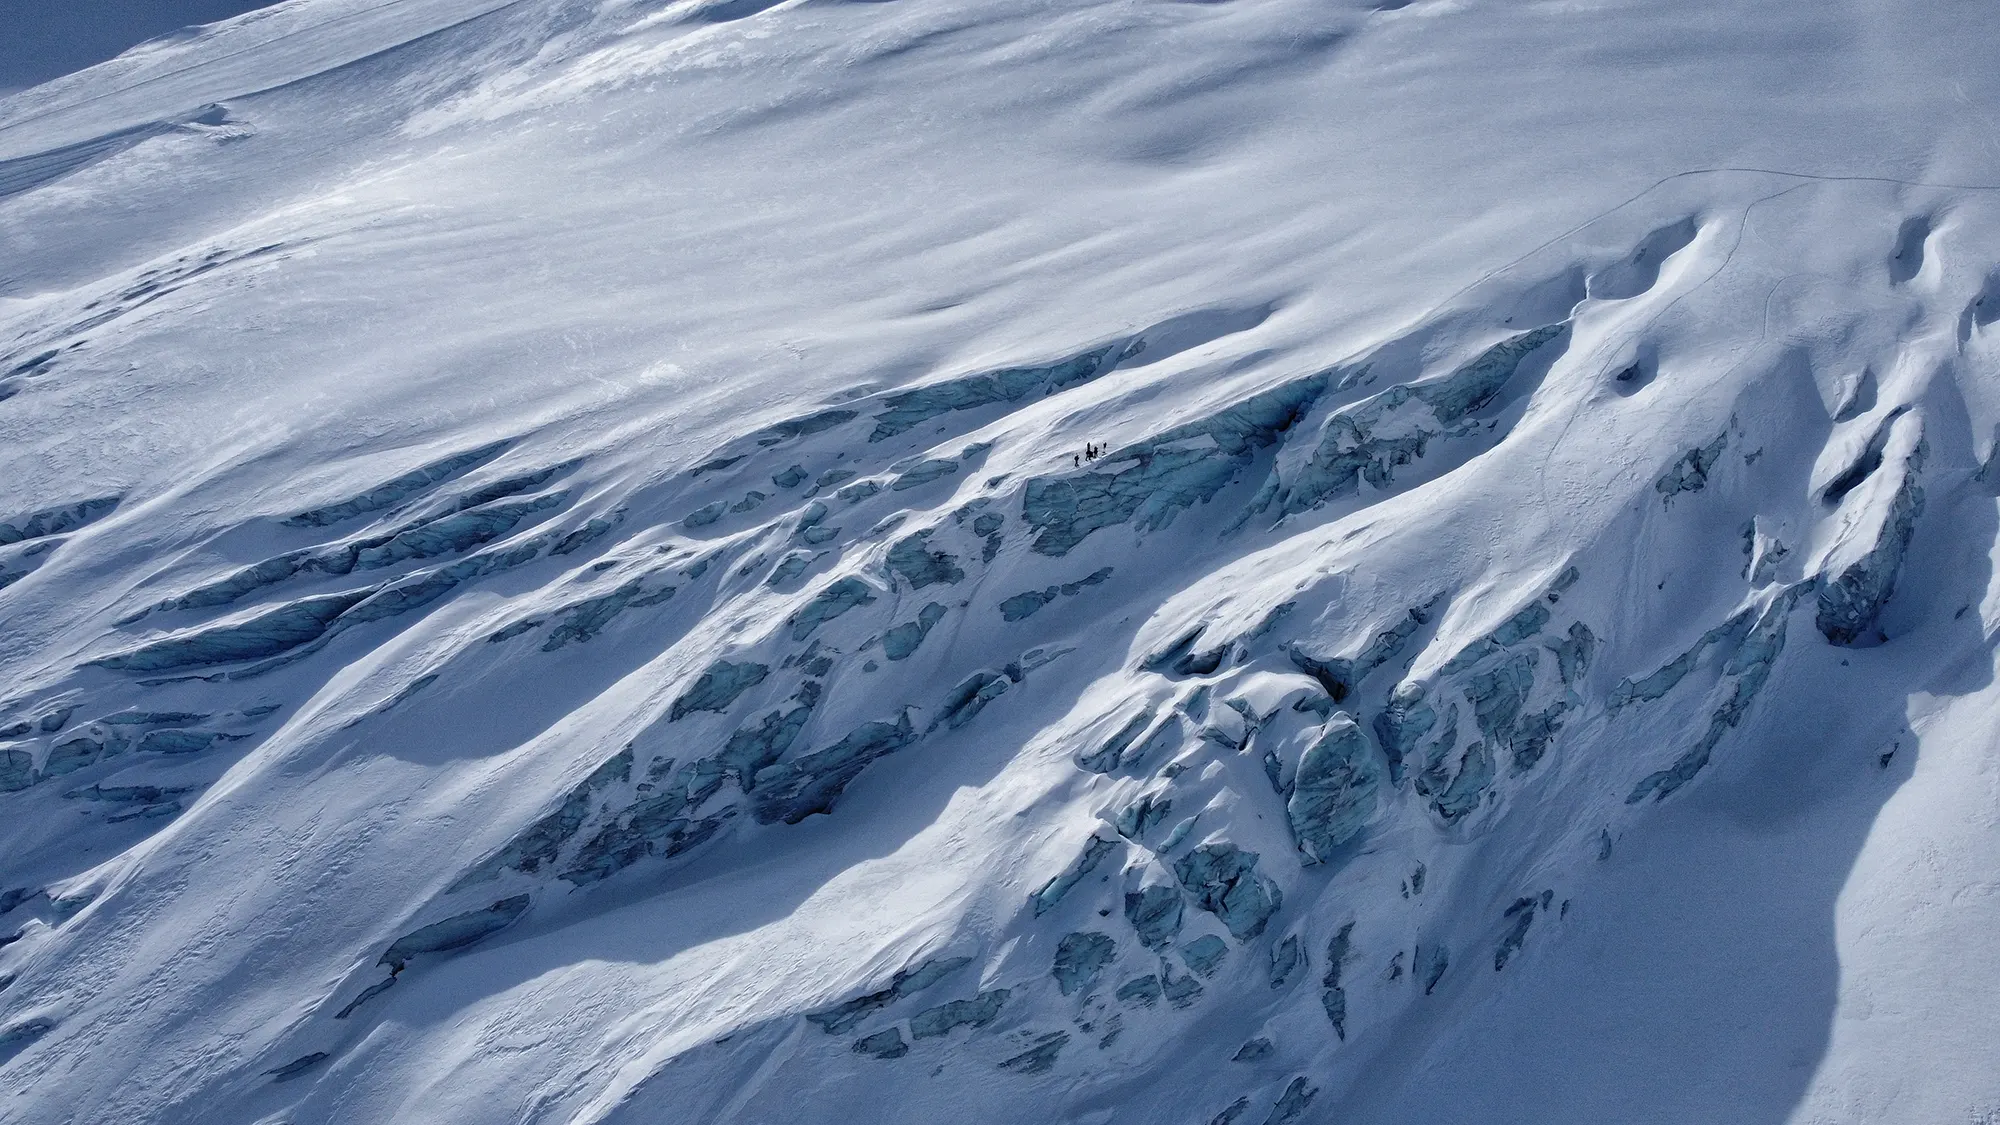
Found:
4,0 -> 2000,1122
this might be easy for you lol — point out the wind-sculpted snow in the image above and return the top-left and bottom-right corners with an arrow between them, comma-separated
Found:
1589,218 -> 1700,301
3,2 -> 2000,1121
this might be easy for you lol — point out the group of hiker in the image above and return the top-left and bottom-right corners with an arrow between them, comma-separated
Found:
1073,443 -> 1104,468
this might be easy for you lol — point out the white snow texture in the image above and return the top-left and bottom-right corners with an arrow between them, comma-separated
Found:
3,0 -> 2000,1122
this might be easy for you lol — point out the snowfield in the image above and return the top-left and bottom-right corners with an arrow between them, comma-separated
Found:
4,0 -> 2000,1122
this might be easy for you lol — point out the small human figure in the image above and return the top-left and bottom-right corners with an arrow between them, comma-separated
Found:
1074,453 -> 1081,467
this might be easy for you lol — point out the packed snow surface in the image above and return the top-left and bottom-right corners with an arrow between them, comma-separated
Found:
4,0 -> 2000,1122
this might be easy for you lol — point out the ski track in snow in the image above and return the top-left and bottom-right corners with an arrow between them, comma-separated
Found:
3,0 -> 2000,1122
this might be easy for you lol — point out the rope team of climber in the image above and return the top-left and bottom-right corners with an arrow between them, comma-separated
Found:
1073,443 -> 1105,468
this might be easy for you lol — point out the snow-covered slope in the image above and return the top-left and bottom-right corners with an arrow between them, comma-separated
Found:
4,0 -> 2000,1121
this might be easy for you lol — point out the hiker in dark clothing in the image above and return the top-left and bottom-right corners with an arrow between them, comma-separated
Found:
1074,453 -> 1081,467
